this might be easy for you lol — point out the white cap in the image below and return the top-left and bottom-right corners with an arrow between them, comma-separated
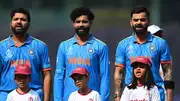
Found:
148,25 -> 165,34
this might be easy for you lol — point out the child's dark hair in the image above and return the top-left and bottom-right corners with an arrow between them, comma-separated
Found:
128,64 -> 155,90
70,7 -> 94,22
10,8 -> 31,22
131,5 -> 150,20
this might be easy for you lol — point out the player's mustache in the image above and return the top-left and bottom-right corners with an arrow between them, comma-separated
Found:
135,24 -> 144,28
77,26 -> 85,30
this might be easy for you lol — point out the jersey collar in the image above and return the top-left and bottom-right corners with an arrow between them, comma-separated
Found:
8,34 -> 32,47
131,32 -> 153,43
72,34 -> 95,44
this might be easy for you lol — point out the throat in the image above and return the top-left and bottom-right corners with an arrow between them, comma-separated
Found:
78,88 -> 91,95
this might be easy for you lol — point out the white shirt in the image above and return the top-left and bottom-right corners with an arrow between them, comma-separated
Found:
120,85 -> 160,101
68,90 -> 101,101
6,89 -> 41,101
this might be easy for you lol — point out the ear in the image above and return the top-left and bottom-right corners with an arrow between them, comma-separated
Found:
130,20 -> 133,27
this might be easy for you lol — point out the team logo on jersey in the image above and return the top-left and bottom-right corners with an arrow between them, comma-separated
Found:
127,45 -> 134,54
67,46 -> 73,55
28,49 -> 34,55
149,44 -> 156,52
88,98 -> 93,101
5,49 -> 13,58
88,48 -> 94,54
28,97 -> 33,101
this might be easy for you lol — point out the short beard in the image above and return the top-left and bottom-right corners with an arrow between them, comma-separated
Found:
75,27 -> 90,37
133,25 -> 148,35
11,26 -> 29,36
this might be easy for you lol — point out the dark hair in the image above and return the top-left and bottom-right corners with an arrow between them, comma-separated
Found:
131,5 -> 150,20
128,64 -> 155,90
70,7 -> 94,21
10,8 -> 31,22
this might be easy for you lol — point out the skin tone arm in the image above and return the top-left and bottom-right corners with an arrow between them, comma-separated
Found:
114,64 -> 125,101
42,70 -> 51,101
162,63 -> 173,101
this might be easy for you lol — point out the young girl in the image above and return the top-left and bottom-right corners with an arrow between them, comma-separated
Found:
120,57 -> 160,101
68,67 -> 101,101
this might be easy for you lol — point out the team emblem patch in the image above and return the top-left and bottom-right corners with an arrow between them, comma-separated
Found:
67,46 -> 73,55
6,49 -> 13,58
88,48 -> 94,53
28,97 -> 33,101
28,49 -> 34,55
149,44 -> 156,52
127,45 -> 134,54
88,98 -> 93,101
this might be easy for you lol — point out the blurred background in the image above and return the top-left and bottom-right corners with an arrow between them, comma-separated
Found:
0,0 -> 180,101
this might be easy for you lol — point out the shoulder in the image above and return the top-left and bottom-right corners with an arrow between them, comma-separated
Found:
117,36 -> 132,46
7,89 -> 16,96
31,37 -> 47,46
93,37 -> 107,46
0,37 -> 9,46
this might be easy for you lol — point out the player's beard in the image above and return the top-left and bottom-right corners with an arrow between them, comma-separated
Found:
75,26 -> 90,37
132,24 -> 148,35
11,24 -> 29,36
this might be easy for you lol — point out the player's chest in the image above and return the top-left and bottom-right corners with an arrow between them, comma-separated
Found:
2,46 -> 39,62
125,43 -> 159,58
65,44 -> 99,59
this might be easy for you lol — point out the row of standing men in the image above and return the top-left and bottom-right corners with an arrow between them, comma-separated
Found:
0,6 -> 174,101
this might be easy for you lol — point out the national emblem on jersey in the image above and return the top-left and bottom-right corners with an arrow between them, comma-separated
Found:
149,44 -> 156,52
28,97 -> 33,101
88,98 -> 93,101
127,45 -> 134,54
6,49 -> 13,58
88,48 -> 94,54
67,46 -> 73,55
28,49 -> 34,55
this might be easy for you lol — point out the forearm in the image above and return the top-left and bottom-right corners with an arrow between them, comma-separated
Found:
43,71 -> 51,101
114,65 -> 124,101
162,63 -> 172,81
162,63 -> 173,101
114,66 -> 124,94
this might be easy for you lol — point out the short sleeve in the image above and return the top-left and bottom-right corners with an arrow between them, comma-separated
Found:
115,41 -> 126,66
160,39 -> 171,63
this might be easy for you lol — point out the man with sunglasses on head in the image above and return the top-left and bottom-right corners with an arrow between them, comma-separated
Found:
54,7 -> 110,101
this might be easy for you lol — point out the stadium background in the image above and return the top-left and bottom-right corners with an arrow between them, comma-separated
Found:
0,0 -> 180,100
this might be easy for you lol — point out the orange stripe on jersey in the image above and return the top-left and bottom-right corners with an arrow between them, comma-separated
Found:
115,63 -> 125,68
42,68 -> 52,71
161,60 -> 171,64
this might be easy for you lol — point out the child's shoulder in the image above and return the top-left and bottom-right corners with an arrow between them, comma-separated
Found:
29,89 -> 40,95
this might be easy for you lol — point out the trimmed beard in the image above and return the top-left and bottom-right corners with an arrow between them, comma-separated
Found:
75,26 -> 90,36
11,25 -> 29,36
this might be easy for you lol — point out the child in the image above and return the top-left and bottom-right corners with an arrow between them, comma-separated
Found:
68,67 -> 101,101
120,57 -> 160,101
6,64 -> 41,101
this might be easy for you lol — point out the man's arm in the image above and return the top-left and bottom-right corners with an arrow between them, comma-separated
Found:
162,63 -> 173,101
42,70 -> 51,101
99,45 -> 110,101
114,64 -> 125,101
54,43 -> 65,101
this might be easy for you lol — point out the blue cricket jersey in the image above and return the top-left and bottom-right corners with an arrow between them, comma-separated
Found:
54,34 -> 110,101
0,34 -> 51,91
115,33 -> 171,101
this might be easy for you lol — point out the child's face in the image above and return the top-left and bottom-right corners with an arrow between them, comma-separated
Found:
14,74 -> 30,89
133,63 -> 147,79
72,74 -> 89,89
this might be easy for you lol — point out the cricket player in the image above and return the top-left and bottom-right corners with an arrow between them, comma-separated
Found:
114,6 -> 174,101
0,8 -> 51,101
54,7 -> 110,101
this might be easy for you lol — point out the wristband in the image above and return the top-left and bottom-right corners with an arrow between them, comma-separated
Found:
164,81 -> 175,89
